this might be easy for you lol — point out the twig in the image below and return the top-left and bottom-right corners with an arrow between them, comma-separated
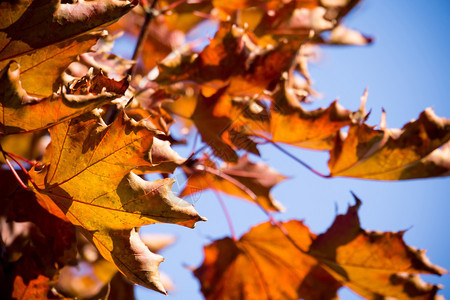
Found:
129,0 -> 159,76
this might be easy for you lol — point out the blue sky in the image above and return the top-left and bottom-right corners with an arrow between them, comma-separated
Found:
130,1 -> 450,299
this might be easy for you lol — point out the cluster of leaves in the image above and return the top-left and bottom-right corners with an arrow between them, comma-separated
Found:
0,0 -> 449,299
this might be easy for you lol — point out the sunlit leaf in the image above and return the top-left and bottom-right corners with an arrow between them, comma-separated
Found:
0,0 -> 137,97
195,197 -> 446,299
329,109 -> 450,179
29,111 -> 206,294
0,62 -> 128,135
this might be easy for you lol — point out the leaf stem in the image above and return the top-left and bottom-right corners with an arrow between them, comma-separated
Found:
3,158 -> 28,190
206,177 -> 237,241
202,165 -> 257,201
255,135 -> 330,178
6,151 -> 36,166
0,144 -> 41,191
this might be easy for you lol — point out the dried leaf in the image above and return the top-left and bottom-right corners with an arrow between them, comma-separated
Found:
195,197 -> 446,299
194,220 -> 340,300
181,155 -> 285,211
329,108 -> 450,179
0,63 -> 129,135
0,0 -> 137,97
270,84 -> 351,150
309,196 -> 447,299
29,111 -> 206,293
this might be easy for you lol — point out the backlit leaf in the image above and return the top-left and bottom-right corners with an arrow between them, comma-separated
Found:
329,109 -> 450,179
0,62 -> 128,135
0,0 -> 137,97
309,196 -> 447,299
270,83 -> 352,150
194,220 -> 341,300
181,155 -> 285,211
29,111 -> 206,293
195,197 -> 446,299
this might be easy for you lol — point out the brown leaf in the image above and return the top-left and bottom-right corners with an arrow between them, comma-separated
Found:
147,137 -> 186,173
270,84 -> 352,150
195,197 -> 446,299
156,23 -> 299,94
12,274 -> 55,300
0,63 -> 129,135
194,220 -> 341,300
28,111 -> 206,293
0,0 -> 137,97
309,196 -> 447,299
329,108 -> 450,179
0,169 -> 77,267
181,155 -> 285,212
190,87 -> 261,162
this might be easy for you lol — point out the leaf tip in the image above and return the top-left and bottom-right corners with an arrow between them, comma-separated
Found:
349,191 -> 362,208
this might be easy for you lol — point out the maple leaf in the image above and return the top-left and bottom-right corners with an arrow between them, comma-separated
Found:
194,220 -> 341,300
0,62 -> 129,135
56,232 -> 175,299
159,0 -> 212,33
0,0 -> 137,97
12,275 -> 56,300
156,22 -> 300,95
0,169 -> 77,299
308,196 -> 447,299
64,33 -> 134,82
329,108 -> 450,179
189,86 -> 261,162
28,111 -> 206,294
195,197 -> 446,299
181,155 -> 285,212
269,82 -> 352,150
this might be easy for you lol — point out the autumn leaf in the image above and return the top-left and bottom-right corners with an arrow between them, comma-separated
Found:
0,171 -> 77,267
181,155 -> 285,212
194,220 -> 341,300
0,0 -> 137,97
156,22 -> 300,95
12,275 -> 56,300
56,231 -> 176,299
270,82 -> 352,150
329,108 -> 450,179
125,88 -> 175,134
159,0 -> 212,33
64,32 -> 134,82
195,197 -> 446,299
0,62 -> 129,135
309,196 -> 447,299
28,111 -> 206,294
189,86 -> 262,162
